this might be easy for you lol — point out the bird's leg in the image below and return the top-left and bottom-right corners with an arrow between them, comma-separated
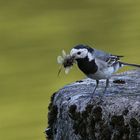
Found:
89,80 -> 99,103
92,80 -> 99,95
97,79 -> 109,103
103,79 -> 109,94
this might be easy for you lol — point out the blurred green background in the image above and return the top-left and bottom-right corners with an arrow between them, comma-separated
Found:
0,0 -> 140,140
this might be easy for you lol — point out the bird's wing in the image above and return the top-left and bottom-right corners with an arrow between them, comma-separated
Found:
93,48 -> 124,63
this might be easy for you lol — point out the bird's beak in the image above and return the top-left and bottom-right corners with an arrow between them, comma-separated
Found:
70,54 -> 77,61
71,55 -> 76,59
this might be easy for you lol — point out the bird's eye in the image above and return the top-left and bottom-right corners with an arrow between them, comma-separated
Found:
77,52 -> 81,55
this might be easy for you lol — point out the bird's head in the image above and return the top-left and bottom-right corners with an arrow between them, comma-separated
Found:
70,44 -> 94,61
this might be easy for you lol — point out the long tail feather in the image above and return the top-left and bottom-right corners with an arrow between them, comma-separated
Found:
120,62 -> 140,68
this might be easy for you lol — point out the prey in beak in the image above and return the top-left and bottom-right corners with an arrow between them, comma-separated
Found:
57,50 -> 76,76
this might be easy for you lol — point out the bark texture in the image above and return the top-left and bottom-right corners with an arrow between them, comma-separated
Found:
46,70 -> 140,140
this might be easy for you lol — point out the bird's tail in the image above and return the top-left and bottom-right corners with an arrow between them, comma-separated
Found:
120,62 -> 140,68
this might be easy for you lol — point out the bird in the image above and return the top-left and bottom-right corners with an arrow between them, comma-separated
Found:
70,44 -> 140,96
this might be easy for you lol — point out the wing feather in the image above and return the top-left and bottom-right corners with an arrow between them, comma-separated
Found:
93,48 -> 124,65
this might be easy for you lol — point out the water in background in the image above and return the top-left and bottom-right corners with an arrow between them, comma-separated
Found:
0,0 -> 140,140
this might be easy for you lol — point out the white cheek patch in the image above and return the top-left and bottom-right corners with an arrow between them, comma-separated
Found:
87,52 -> 94,61
70,48 -> 88,58
80,52 -> 87,58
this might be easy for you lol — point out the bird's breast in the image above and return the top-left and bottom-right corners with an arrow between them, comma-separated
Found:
77,58 -> 98,75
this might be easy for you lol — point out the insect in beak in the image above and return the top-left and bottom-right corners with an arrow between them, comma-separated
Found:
57,50 -> 76,76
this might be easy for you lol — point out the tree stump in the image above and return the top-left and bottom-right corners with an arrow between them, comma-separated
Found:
45,70 -> 140,140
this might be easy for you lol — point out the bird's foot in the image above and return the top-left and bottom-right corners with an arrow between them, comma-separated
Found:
90,89 -> 96,97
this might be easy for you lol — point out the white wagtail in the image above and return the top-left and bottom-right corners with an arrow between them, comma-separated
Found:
70,44 -> 140,95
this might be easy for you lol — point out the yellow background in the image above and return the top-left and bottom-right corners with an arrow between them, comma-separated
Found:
0,0 -> 140,140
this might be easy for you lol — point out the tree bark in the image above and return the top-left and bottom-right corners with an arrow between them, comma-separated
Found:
45,70 -> 140,140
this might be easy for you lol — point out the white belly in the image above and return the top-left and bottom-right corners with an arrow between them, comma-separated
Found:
88,66 -> 115,80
